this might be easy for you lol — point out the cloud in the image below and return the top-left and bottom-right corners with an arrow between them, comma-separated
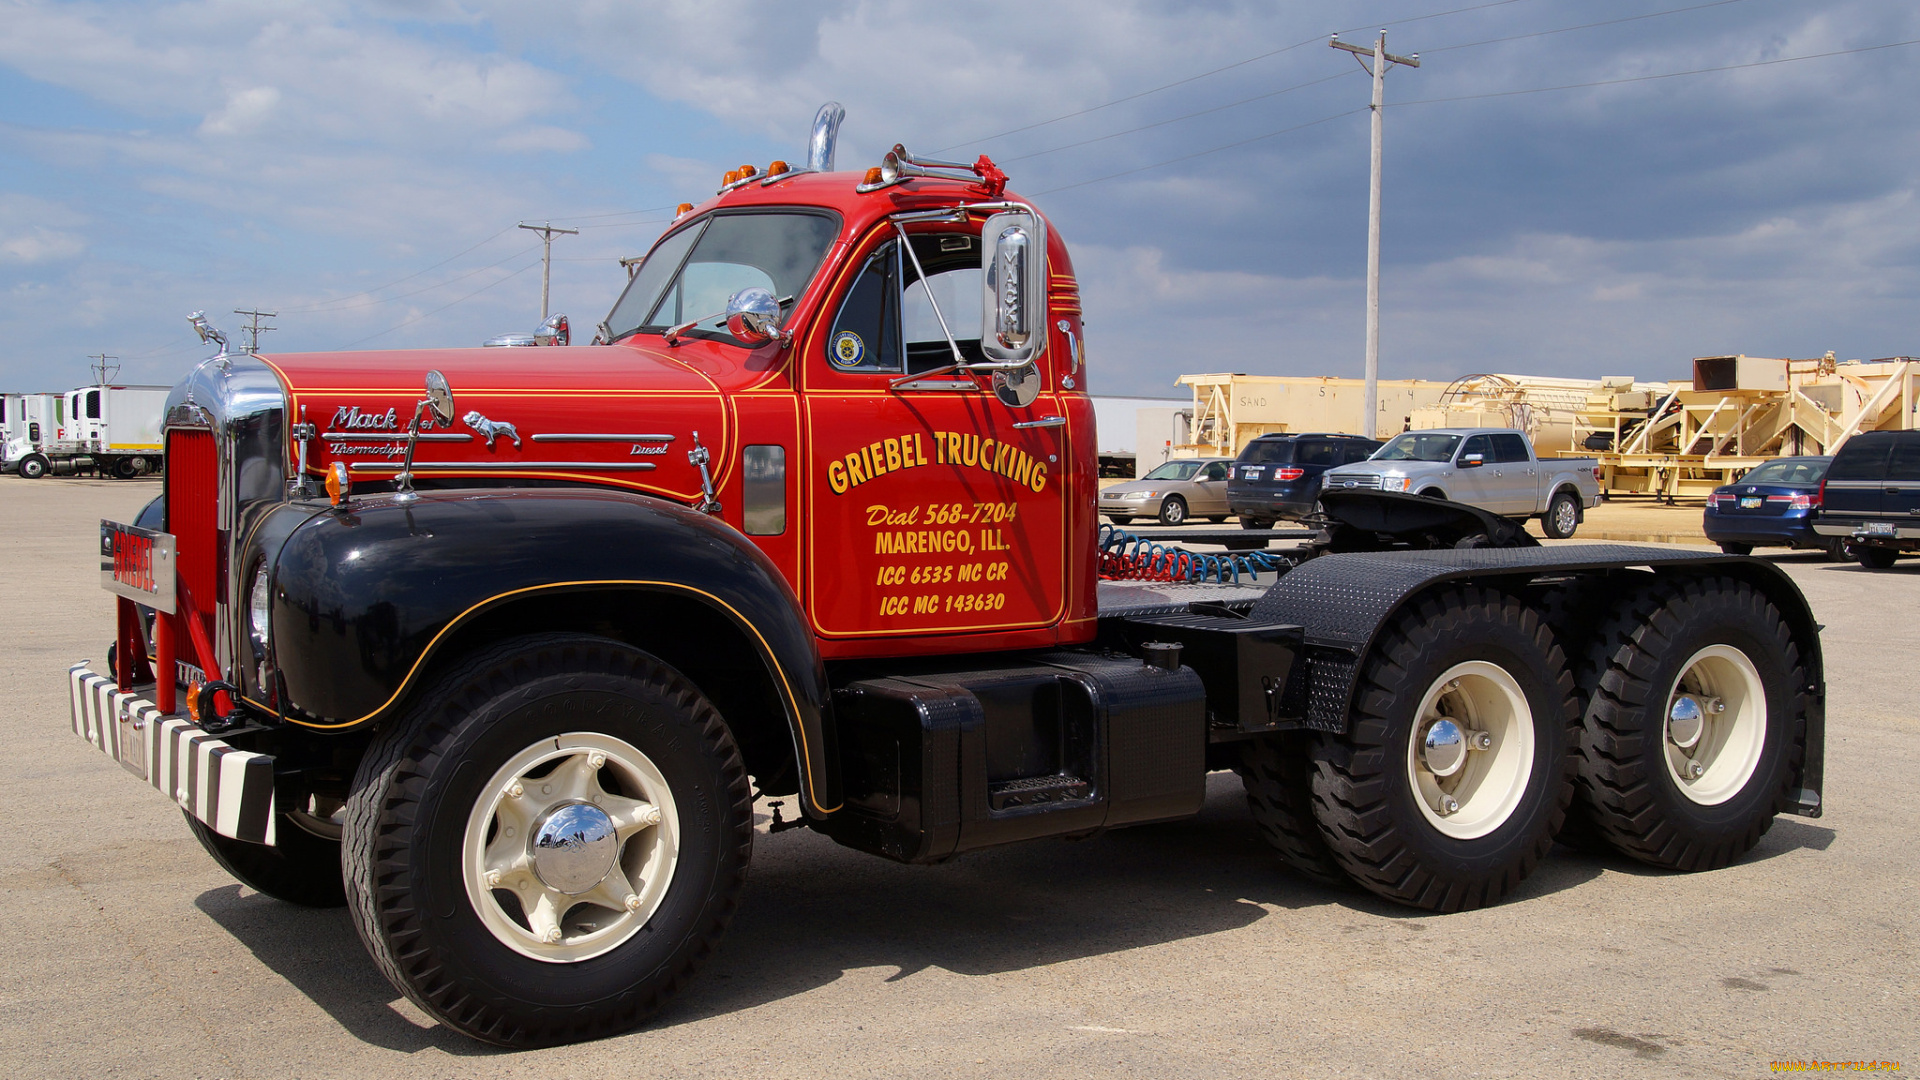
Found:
0,195 -> 89,264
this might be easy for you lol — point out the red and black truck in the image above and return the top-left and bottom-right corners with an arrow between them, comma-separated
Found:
73,106 -> 1824,1047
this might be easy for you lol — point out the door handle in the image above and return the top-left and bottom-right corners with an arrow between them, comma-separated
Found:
1013,415 -> 1066,429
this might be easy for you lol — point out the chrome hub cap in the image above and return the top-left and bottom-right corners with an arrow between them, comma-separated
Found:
531,803 -> 619,895
1407,663 -> 1534,839
1664,646 -> 1765,805
1421,719 -> 1468,778
464,733 -> 679,963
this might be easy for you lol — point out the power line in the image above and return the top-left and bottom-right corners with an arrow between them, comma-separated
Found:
336,257 -> 542,350
934,0 -> 1538,153
283,244 -> 541,313
1029,108 -> 1364,195
1390,36 -> 1920,107
88,353 -> 119,384
1003,71 -> 1356,163
1421,0 -> 1760,54
278,225 -> 519,312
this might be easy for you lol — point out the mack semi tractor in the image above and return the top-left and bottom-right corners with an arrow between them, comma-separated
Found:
71,106 -> 1824,1048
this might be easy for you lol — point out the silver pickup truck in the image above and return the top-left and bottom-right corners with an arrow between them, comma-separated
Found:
1322,427 -> 1602,538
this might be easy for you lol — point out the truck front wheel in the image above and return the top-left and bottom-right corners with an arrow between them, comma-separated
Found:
17,454 -> 48,479
1541,490 -> 1580,539
1574,577 -> 1802,871
1309,586 -> 1576,912
343,633 -> 753,1047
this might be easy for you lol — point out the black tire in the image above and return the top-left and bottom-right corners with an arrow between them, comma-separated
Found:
1419,488 -> 1445,500
185,811 -> 346,907
1533,574 -> 1633,854
1157,496 -> 1188,526
110,456 -> 139,480
1823,538 -> 1848,562
18,454 -> 48,479
1857,546 -> 1897,569
1308,586 -> 1577,912
343,633 -> 753,1047
1206,515 -> 1229,524
1718,542 -> 1753,556
1106,515 -> 1133,526
1541,490 -> 1581,539
1574,576 -> 1803,871
1237,736 -> 1346,888
1239,517 -> 1273,531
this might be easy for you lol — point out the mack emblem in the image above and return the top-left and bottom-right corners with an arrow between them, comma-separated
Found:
331,405 -> 399,430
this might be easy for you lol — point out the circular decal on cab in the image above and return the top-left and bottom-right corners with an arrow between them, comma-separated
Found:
831,331 -> 865,367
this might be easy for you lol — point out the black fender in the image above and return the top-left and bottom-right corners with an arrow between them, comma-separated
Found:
1251,543 -> 1824,814
265,488 -> 839,815
1319,489 -> 1539,550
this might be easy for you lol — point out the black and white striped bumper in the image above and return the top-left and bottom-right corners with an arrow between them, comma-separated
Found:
68,663 -> 278,845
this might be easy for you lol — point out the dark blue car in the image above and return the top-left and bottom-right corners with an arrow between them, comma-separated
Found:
1702,456 -> 1838,557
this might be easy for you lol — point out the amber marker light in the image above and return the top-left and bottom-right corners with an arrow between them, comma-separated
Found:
186,681 -> 204,722
766,160 -> 789,176
675,202 -> 693,216
722,169 -> 739,186
863,167 -> 884,186
326,461 -> 350,506
737,164 -> 757,179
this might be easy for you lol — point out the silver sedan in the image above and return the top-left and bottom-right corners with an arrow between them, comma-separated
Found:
1098,457 -> 1235,526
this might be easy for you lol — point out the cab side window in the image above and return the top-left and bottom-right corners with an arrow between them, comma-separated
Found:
1491,433 -> 1531,463
826,242 -> 902,372
1202,462 -> 1229,481
1460,434 -> 1495,462
1296,440 -> 1338,467
826,232 -> 984,376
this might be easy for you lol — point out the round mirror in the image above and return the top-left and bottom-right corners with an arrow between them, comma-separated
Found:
724,288 -> 782,347
992,362 -> 1041,409
424,370 -> 457,428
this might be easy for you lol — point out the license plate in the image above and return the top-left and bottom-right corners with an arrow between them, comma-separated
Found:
1242,467 -> 1262,479
1739,496 -> 1763,509
1865,521 -> 1897,535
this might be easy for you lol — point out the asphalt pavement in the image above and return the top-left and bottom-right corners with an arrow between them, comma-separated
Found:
2,474 -> 1912,1079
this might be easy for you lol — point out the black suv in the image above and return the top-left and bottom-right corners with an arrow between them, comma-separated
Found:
1228,432 -> 1383,528
1813,429 -> 1920,568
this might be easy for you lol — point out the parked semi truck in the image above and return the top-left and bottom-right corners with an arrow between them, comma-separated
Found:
1,392 -> 62,476
71,108 -> 1824,1048
5,383 -> 167,478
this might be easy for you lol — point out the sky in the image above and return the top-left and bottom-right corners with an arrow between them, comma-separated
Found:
1,0 -> 1915,398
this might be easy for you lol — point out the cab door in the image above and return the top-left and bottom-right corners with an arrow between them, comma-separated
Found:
800,227 -> 1070,653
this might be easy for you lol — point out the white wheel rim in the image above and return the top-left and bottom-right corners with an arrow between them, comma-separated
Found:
1406,661 -> 1536,840
1663,645 -> 1766,805
463,732 -> 680,963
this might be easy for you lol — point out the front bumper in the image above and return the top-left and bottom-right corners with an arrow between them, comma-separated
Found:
68,662 -> 277,845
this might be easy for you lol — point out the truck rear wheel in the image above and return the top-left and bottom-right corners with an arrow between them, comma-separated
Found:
1236,735 -> 1346,887
185,810 -> 346,907
1541,490 -> 1580,539
1309,586 -> 1576,912
343,633 -> 753,1047
1574,577 -> 1802,871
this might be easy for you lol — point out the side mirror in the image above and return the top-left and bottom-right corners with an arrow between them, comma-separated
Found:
424,370 -> 457,428
1459,453 -> 1485,469
992,365 -> 1040,409
979,211 -> 1047,363
725,287 -> 790,348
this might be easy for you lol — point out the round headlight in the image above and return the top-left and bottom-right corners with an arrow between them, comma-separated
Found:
249,563 -> 273,650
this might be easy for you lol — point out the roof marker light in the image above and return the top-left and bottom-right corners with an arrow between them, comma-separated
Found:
675,202 -> 693,217
766,160 -> 789,176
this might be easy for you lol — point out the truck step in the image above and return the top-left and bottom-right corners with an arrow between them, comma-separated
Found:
988,773 -> 1092,811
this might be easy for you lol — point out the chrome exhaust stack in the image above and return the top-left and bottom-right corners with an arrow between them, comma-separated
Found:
808,101 -> 845,173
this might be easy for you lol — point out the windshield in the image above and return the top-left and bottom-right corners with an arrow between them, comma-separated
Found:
1142,460 -> 1206,481
604,211 -> 841,342
1238,440 -> 1295,465
1742,458 -> 1829,485
1374,433 -> 1463,463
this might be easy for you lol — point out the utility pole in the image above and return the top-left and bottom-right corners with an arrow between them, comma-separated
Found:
1331,31 -> 1419,439
233,308 -> 278,354
518,221 -> 579,320
88,353 -> 119,385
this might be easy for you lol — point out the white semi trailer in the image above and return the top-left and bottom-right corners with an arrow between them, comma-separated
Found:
4,384 -> 167,478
